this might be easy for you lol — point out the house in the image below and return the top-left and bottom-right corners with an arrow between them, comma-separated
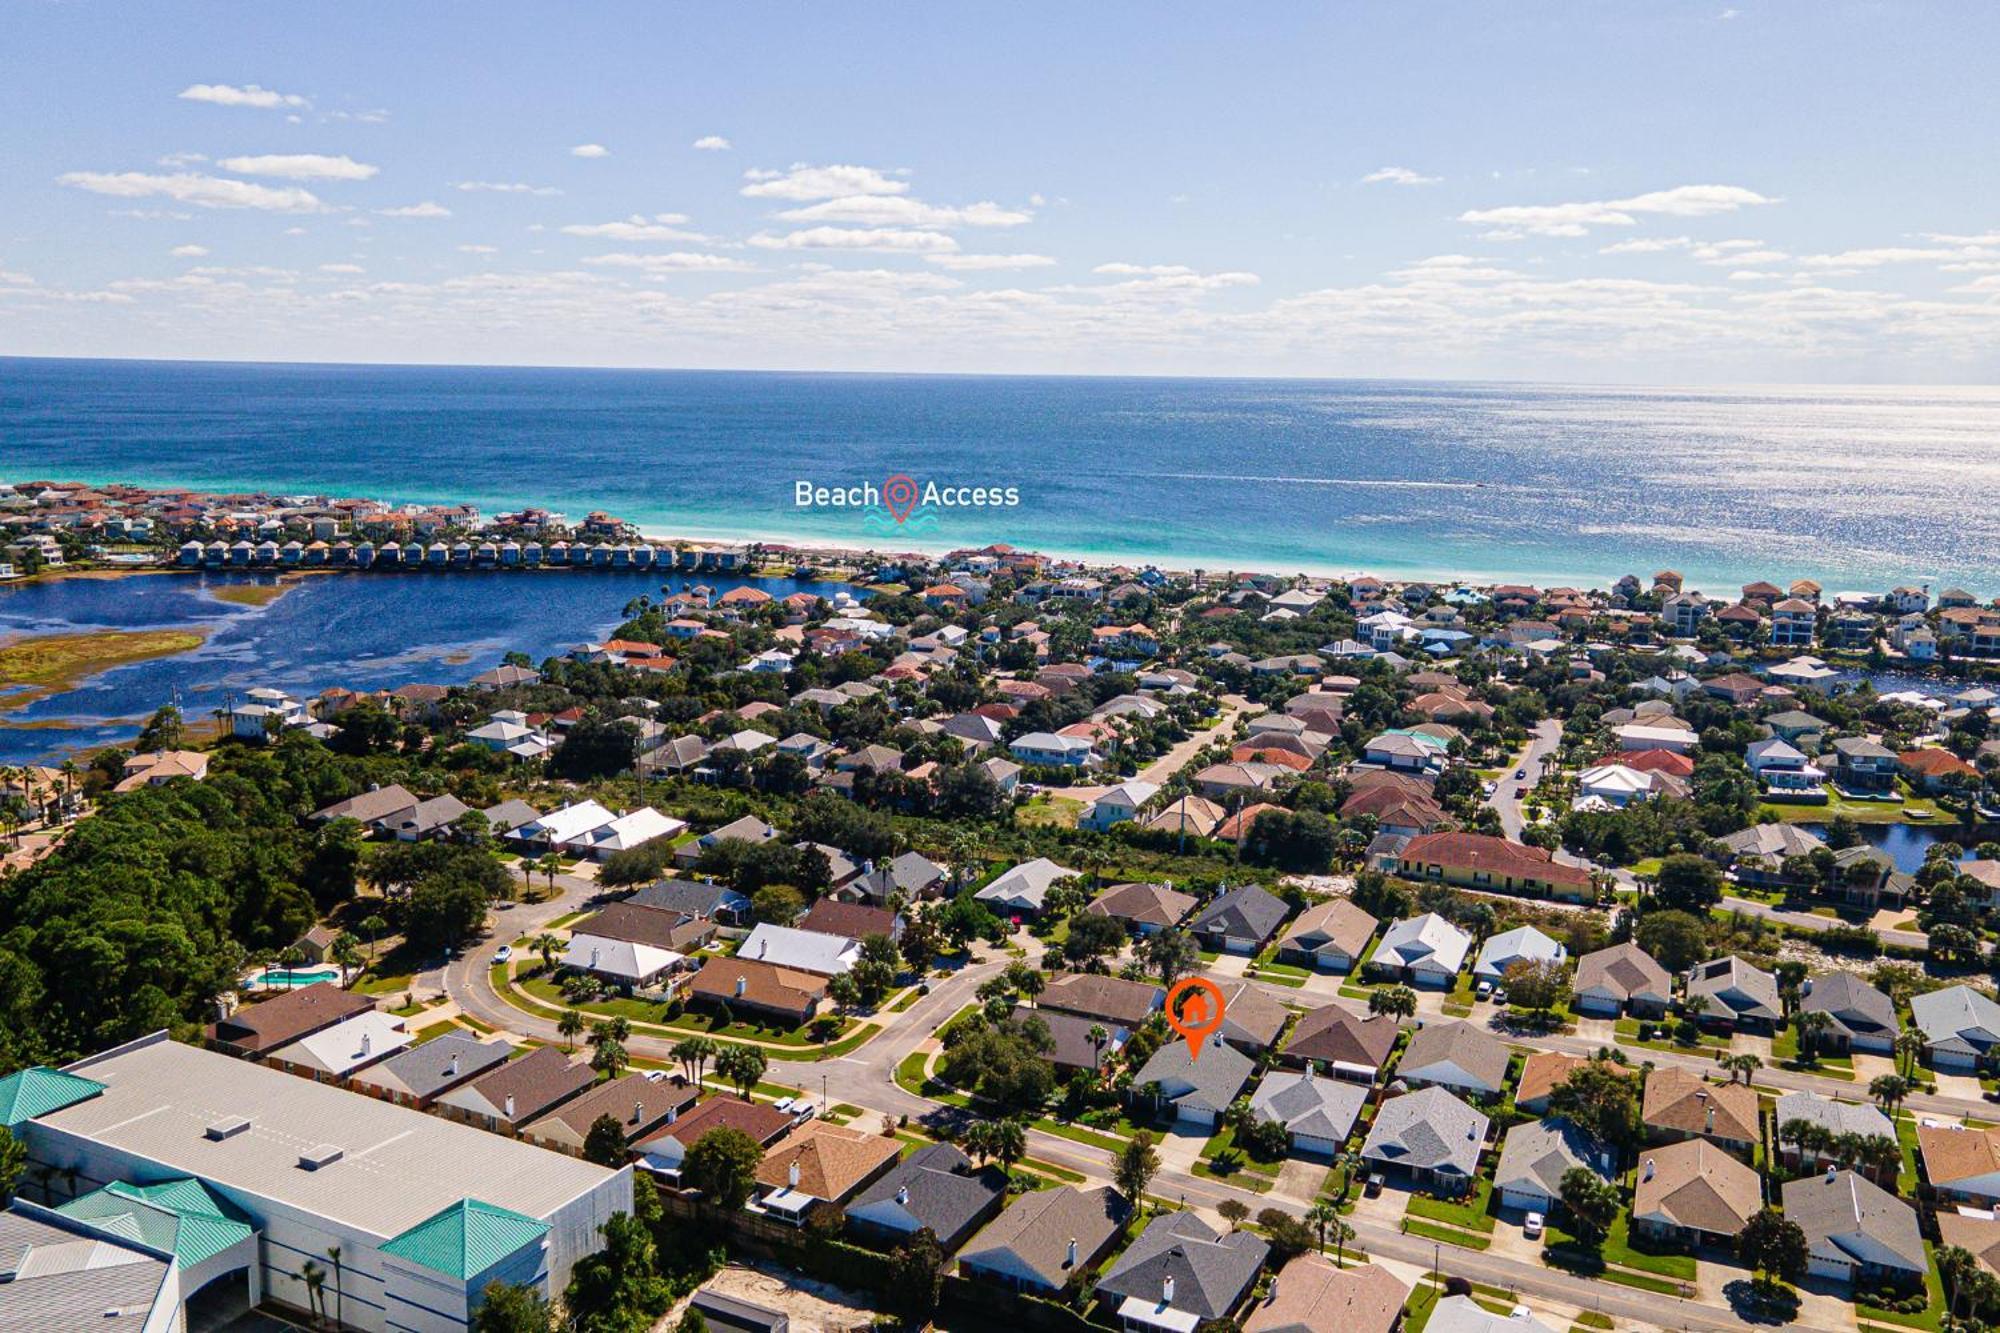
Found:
519,1072 -> 697,1157
628,879 -> 751,925
974,857 -> 1078,917
1188,883 -> 1291,955
1472,925 -> 1567,983
1900,747 -> 1980,793
1938,1212 -> 2000,1283
9,1035 -> 628,1333
508,800 -> 618,852
1829,845 -> 1917,910
1631,1139 -> 1762,1247
1782,1169 -> 1925,1288
1081,780 -> 1161,832
843,851 -> 950,905
1243,1256 -> 1408,1333
1918,1123 -> 2000,1206
207,983 -> 375,1059
1276,899 -> 1378,973
1397,832 -> 1595,903
560,933 -> 684,989
754,1122 -> 902,1226
1041,973 -> 1164,1029
633,1094 -> 794,1181
1009,732 -> 1097,768
373,793 -> 476,842
957,1185 -> 1130,1294
1683,956 -> 1781,1033
576,901 -> 715,956
1366,913 -> 1472,988
1360,1086 -> 1488,1195
1642,1067 -> 1758,1154
264,1011 -> 412,1084
1144,795 -> 1227,838
113,748 -> 209,792
1131,1036 -> 1255,1127
1573,763 -> 1676,809
1395,1020 -> 1511,1098
736,924 -> 860,976
1200,976 -> 1292,1053
687,957 -> 828,1026
798,899 -> 901,944
689,1289 -> 791,1333
1249,1072 -> 1367,1155
1362,731 -> 1450,774
1494,1117 -> 1615,1213
1613,723 -> 1699,754
1571,943 -> 1672,1017
1018,1006 -> 1128,1076
1744,738 -> 1826,798
311,784 -> 420,826
1801,973 -> 1897,1054
1513,1052 -> 1589,1116
846,1142 -> 1007,1253
1095,1210 -> 1269,1333
349,1034 -> 513,1109
1717,823 -> 1828,885
1281,1006 -> 1400,1082
1086,881 -> 1199,935
1911,985 -> 2000,1071
674,815 -> 779,868
576,808 -> 688,860
435,1046 -> 595,1136
1773,1092 -> 1896,1177
1425,1298 -> 1555,1333
1829,737 -> 1899,795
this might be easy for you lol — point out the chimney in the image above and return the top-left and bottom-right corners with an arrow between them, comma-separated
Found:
634,1101 -> 644,1123
1826,1164 -> 1837,1182
447,1053 -> 459,1077
360,1032 -> 371,1056
788,1161 -> 801,1189
1706,1105 -> 1715,1132
735,976 -> 748,998
1643,1158 -> 1655,1181
1163,1276 -> 1176,1305
589,947 -> 600,968
896,1185 -> 910,1206
504,1093 -> 516,1120
1066,1238 -> 1078,1268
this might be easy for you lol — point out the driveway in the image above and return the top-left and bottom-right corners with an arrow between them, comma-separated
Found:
1488,719 -> 1562,841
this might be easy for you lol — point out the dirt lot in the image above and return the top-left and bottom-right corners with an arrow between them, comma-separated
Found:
662,1262 -> 883,1333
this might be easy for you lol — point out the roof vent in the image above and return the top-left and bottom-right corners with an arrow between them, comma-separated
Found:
206,1115 -> 252,1141
788,1161 -> 801,1189
298,1144 -> 344,1171
633,1101 -> 644,1123
896,1185 -> 910,1205
1642,1158 -> 1656,1181
1066,1238 -> 1078,1268
504,1093 -> 516,1120
1826,1163 -> 1837,1182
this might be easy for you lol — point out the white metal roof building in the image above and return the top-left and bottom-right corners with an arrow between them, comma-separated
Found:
17,1034 -> 630,1333
736,923 -> 859,976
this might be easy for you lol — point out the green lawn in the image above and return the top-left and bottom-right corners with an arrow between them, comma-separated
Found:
1543,1212 -> 1696,1281
1856,1243 -> 1945,1332
411,1019 -> 460,1045
514,972 -> 852,1047
1405,1177 -> 1495,1233
1772,1026 -> 1856,1075
1402,1217 -> 1491,1251
1197,1124 -> 1283,1179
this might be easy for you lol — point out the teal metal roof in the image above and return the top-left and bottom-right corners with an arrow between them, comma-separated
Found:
58,1178 -> 255,1268
0,1067 -> 106,1127
381,1198 -> 549,1280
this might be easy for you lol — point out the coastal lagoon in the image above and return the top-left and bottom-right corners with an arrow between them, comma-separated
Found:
8,359 -> 2000,591
0,568 -> 820,764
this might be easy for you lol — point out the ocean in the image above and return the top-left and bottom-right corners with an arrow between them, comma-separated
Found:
6,357 -> 2000,592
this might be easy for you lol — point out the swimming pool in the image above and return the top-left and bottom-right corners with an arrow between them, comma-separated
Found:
249,965 -> 344,990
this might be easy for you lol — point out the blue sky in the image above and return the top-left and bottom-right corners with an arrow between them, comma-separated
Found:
3,2 -> 1997,381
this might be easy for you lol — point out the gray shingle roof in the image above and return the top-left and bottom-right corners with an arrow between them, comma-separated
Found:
959,1185 -> 1129,1289
1494,1117 -> 1613,1197
1189,884 -> 1291,943
1911,985 -> 2000,1055
1397,1020 -> 1511,1091
1802,973 -> 1896,1042
1249,1073 -> 1366,1142
1362,1086 -> 1488,1178
1781,1169 -> 1925,1275
1096,1210 -> 1269,1320
847,1142 -> 1005,1248
1132,1038 -> 1255,1116
351,1033 -> 512,1101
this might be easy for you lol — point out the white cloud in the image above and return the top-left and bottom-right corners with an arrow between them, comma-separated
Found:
1798,245 -> 1995,270
559,214 -> 703,242
1072,263 -> 1260,295
169,244 -> 209,258
58,171 -> 322,212
581,251 -> 755,272
319,263 -> 365,274
455,181 -> 562,196
178,82 -> 309,110
741,164 -> 908,201
218,153 -> 378,181
570,143 -> 610,158
1362,166 -> 1441,186
1600,236 -> 1692,254
774,196 -> 1031,228
1461,184 -> 1775,237
457,244 -> 499,254
748,226 -> 956,253
926,253 -> 1057,271
692,135 -> 732,151
157,152 -> 209,168
375,202 -> 452,219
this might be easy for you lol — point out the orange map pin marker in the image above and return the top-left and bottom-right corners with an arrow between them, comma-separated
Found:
1165,977 -> 1226,1062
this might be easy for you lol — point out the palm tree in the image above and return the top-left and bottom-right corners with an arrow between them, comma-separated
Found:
325,1245 -> 344,1329
358,914 -> 388,966
1306,1199 -> 1342,1254
332,936 -> 362,986
1793,1010 -> 1833,1063
672,1034 -> 718,1086
558,1007 -> 585,1052
1087,1024 -> 1109,1073
1870,1072 -> 1913,1119
1015,967 -> 1045,1008
532,931 -> 563,973
301,1258 -> 327,1327
1894,1028 -> 1926,1078
991,1119 -> 1026,1172
1721,1053 -> 1762,1085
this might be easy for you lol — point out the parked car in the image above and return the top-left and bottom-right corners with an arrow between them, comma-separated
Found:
494,944 -> 512,963
1476,979 -> 1493,999
1513,768 -> 1526,779
1364,1173 -> 1386,1197
1524,1212 -> 1544,1239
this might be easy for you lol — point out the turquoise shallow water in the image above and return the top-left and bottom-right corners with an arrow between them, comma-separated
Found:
6,357 -> 2000,590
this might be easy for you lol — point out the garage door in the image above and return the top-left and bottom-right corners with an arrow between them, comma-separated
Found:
1293,1133 -> 1340,1157
1500,1187 -> 1551,1212
1177,1104 -> 1217,1127
1808,1254 -> 1853,1282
